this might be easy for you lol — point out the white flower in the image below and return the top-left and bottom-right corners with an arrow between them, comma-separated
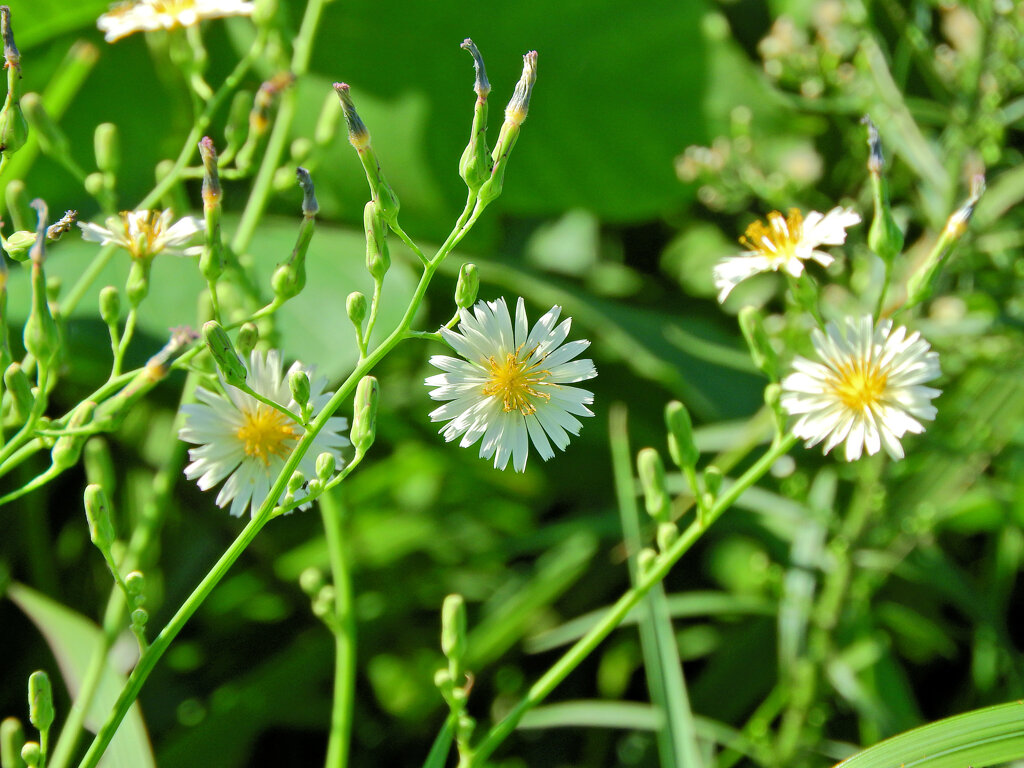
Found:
780,316 -> 941,462
425,297 -> 597,472
78,209 -> 204,260
713,206 -> 861,302
179,350 -> 349,517
98,0 -> 254,42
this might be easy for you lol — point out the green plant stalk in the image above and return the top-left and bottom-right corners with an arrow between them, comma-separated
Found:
320,490 -> 356,768
467,433 -> 798,766
77,186 -> 477,766
0,366 -> 49,469
609,404 -> 701,768
230,0 -> 327,256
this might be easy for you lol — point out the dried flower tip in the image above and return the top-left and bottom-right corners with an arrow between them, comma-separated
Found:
46,210 -> 77,241
945,174 -> 985,239
1,6 -> 20,70
861,115 -> 884,174
461,38 -> 490,98
29,199 -> 48,264
199,136 -> 221,205
332,82 -> 370,150
295,167 -> 318,217
505,51 -> 537,127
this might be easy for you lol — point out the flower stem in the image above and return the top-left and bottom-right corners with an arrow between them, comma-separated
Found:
466,434 -> 798,766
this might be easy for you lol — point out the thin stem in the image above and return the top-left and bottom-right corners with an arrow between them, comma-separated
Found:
467,434 -> 798,766
111,308 -> 137,378
320,490 -> 356,768
391,221 -> 430,266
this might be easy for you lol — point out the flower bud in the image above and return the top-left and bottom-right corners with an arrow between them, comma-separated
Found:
271,173 -> 316,302
236,322 -> 258,357
299,567 -> 325,596
656,522 -> 678,552
2,229 -> 33,261
333,82 -> 401,224
346,291 -> 367,330
0,8 -> 27,159
287,470 -> 305,496
862,116 -> 903,265
637,448 -> 671,524
455,263 -> 479,309
4,362 -> 33,422
296,166 -> 318,217
125,570 -> 145,602
637,547 -> 657,573
20,741 -> 40,767
315,452 -> 336,482
84,483 -> 115,550
1,717 -> 25,768
477,51 -> 537,209
665,400 -> 698,470
738,306 -> 777,380
203,321 -> 247,387
289,369 -> 310,409
23,200 -> 59,365
99,285 -> 120,327
363,201 -> 390,282
131,607 -> 148,635
28,671 -> 54,733
2,6 -> 20,70
350,375 -> 379,455
441,593 -> 467,663
125,259 -> 151,307
704,465 -> 723,498
5,178 -> 33,231
94,121 -> 119,176
458,39 -> 492,191
83,437 -> 116,495
51,401 -> 96,471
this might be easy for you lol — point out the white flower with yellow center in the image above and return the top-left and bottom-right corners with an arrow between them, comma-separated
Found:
713,206 -> 861,302
780,316 -> 941,461
179,350 -> 349,517
98,0 -> 254,42
425,297 -> 597,472
78,209 -> 204,260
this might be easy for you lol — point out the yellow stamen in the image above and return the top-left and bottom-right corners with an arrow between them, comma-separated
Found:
739,208 -> 804,266
481,348 -> 551,415
235,404 -> 298,466
829,359 -> 887,411
119,211 -> 167,260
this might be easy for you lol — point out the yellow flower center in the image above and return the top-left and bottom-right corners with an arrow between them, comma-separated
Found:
150,0 -> 197,14
740,208 -> 804,266
481,349 -> 551,415
829,359 -> 888,411
119,211 -> 167,260
235,405 -> 298,466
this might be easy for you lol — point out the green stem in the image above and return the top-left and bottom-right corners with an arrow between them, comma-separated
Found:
110,309 -> 137,378
467,434 -> 798,766
320,490 -> 356,768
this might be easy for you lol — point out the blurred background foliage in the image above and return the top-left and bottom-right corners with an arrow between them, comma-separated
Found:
2,0 -> 1024,766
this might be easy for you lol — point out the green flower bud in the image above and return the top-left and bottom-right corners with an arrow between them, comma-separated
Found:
312,585 -> 335,619
84,483 -> 115,551
440,593 -> 467,663
861,117 -> 903,265
333,82 -> 401,224
704,465 -> 723,497
637,447 -> 671,524
99,285 -> 120,327
738,306 -> 777,380
299,567 -> 325,596
290,137 -> 312,164
665,400 -> 698,470
94,121 -> 119,175
2,230 -> 34,262
315,452 -> 336,482
5,179 -> 33,231
131,607 -> 148,630
51,401 -> 96,471
83,437 -> 116,495
296,167 -> 318,217
27,671 -> 53,732
289,369 -> 310,409
1,717 -> 25,768
252,0 -> 278,26
125,571 -> 145,602
271,174 -> 316,301
477,51 -> 537,209
0,73 -> 27,158
202,321 -> 247,387
656,521 -> 678,552
637,547 -> 657,573
20,741 -> 39,768
83,171 -> 105,199
23,201 -> 59,365
363,201 -> 390,282
125,258 -> 151,307
458,39 -> 492,191
4,362 -> 33,423
455,263 -> 479,309
236,323 -> 258,357
287,470 -> 305,495
350,375 -> 379,456
346,291 -> 367,330
434,668 -> 454,692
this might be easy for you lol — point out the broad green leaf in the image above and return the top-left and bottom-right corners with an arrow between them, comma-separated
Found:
835,701 -> 1024,768
6,583 -> 155,768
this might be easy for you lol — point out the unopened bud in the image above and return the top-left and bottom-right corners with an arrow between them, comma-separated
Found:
99,285 -> 120,326
296,167 -> 318,216
315,452 -> 336,482
125,570 -> 145,600
656,522 -> 678,552
637,547 -> 657,573
455,263 -> 479,308
1,5 -> 20,69
363,201 -> 390,281
637,448 -> 671,524
299,567 -> 325,596
287,470 -> 305,495
1,717 -> 25,768
350,375 -> 379,455
2,229 -> 33,261
5,178 -> 32,231
27,671 -> 54,732
333,82 -> 401,223
236,322 -> 258,356
83,437 -> 116,495
346,291 -> 367,330
738,306 -> 777,380
478,51 -> 537,208
441,594 -> 467,663
84,483 -> 115,550
4,362 -> 33,422
199,136 -> 221,208
51,401 -> 96,471
203,321 -> 247,387
862,116 -> 904,264
21,741 -> 40,767
125,259 -> 151,306
0,75 -> 27,159
704,466 -> 723,497
458,39 -> 492,191
94,122 -> 119,175
23,201 -> 59,364
289,369 -> 310,409
665,400 -> 699,470
333,81 -> 369,149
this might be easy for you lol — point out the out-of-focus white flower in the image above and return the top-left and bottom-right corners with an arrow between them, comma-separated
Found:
780,315 -> 941,461
179,350 -> 349,517
713,206 -> 860,302
425,297 -> 597,472
98,0 -> 254,43
78,209 -> 204,260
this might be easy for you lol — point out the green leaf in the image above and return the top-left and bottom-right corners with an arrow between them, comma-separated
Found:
835,701 -> 1024,768
6,583 -> 155,768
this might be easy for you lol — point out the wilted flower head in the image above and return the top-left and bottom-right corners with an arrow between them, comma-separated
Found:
98,0 -> 254,43
425,297 -> 597,472
713,206 -> 860,302
179,350 -> 349,518
78,209 -> 203,260
780,316 -> 941,461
